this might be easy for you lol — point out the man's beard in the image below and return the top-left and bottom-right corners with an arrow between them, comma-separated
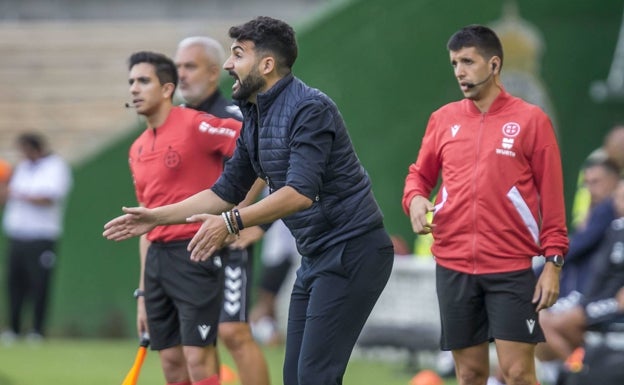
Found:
232,69 -> 266,101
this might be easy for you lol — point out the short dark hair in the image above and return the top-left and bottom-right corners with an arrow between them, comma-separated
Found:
584,157 -> 621,176
447,25 -> 504,68
228,16 -> 298,72
128,51 -> 178,92
17,132 -> 47,153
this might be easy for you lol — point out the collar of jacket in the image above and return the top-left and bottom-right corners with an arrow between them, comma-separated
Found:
465,86 -> 513,115
237,73 -> 295,117
192,89 -> 224,112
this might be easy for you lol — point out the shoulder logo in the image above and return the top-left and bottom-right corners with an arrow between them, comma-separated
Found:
199,121 -> 213,132
502,122 -> 521,137
451,124 -> 460,137
199,121 -> 237,138
526,319 -> 536,334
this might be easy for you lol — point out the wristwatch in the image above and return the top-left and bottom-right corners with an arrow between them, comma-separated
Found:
133,289 -> 145,299
545,255 -> 564,268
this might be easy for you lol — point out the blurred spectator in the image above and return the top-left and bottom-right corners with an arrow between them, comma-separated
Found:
550,126 -> 624,296
0,132 -> 72,344
559,157 -> 619,297
568,285 -> 624,385
571,148 -> 607,228
580,152 -> 619,209
571,125 -> 624,228
537,177 -> 624,384
532,128 -> 622,383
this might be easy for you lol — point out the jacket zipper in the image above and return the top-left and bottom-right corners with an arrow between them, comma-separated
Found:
151,128 -> 157,151
254,104 -> 272,192
471,113 -> 486,273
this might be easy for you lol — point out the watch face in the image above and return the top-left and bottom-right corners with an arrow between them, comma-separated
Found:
547,255 -> 564,267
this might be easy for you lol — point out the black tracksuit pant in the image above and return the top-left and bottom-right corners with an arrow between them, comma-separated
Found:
6,238 -> 56,335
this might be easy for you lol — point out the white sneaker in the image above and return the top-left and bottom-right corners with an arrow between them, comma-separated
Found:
25,332 -> 44,345
486,376 -> 505,385
0,330 -> 18,346
536,360 -> 561,385
251,316 -> 279,345
435,350 -> 455,377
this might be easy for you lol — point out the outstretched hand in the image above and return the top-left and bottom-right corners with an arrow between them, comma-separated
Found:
186,213 -> 230,261
103,206 -> 158,241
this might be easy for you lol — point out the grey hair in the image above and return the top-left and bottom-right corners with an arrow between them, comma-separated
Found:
177,36 -> 225,65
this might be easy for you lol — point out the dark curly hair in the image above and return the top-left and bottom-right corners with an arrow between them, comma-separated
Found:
127,51 -> 178,93
229,16 -> 298,73
447,25 -> 504,70
17,132 -> 48,154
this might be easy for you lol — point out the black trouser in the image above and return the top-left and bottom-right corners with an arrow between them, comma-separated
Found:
6,238 -> 56,335
283,227 -> 394,385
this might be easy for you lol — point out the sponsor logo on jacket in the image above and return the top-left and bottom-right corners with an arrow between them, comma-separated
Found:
496,122 -> 520,157
198,121 -> 237,137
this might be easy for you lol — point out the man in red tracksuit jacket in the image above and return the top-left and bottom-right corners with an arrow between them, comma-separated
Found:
124,51 -> 241,385
403,25 -> 569,385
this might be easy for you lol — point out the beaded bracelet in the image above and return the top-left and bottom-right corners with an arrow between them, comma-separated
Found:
228,209 -> 239,235
221,211 -> 235,235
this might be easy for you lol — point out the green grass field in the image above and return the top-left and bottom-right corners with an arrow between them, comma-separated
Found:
0,338 -> 458,385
